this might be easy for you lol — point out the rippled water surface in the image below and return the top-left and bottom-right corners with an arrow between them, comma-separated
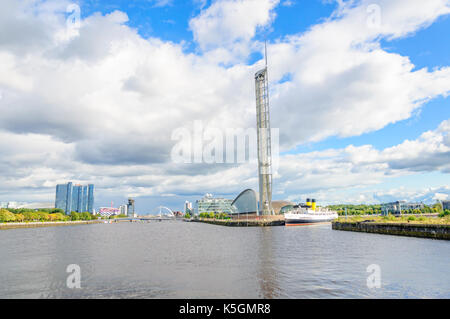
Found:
0,221 -> 449,298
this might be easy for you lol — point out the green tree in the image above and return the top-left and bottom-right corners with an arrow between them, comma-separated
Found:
70,211 -> 81,221
80,212 -> 92,220
15,213 -> 25,222
22,211 -> 39,222
432,203 -> 443,213
0,209 -> 16,222
49,213 -> 67,221
439,210 -> 450,218
36,211 -> 50,221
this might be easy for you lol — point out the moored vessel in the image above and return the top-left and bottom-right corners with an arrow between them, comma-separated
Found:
284,199 -> 338,226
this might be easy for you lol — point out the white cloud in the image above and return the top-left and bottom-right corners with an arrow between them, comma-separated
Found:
273,119 -> 450,202
287,185 -> 450,205
149,0 -> 173,7
281,1 -> 295,7
268,0 -> 450,149
189,0 -> 279,62
345,119 -> 450,172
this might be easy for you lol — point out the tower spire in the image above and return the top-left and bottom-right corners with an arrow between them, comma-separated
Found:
264,37 -> 268,68
255,36 -> 273,216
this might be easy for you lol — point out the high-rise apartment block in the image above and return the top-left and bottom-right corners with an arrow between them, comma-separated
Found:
127,198 -> 136,217
55,182 -> 94,215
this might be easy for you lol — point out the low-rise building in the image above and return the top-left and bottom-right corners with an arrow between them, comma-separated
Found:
381,201 -> 424,214
184,201 -> 193,214
195,194 -> 234,215
99,207 -> 120,218
443,201 -> 450,210
119,205 -> 128,216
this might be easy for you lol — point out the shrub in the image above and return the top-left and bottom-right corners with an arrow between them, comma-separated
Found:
439,210 -> 450,218
0,209 -> 16,222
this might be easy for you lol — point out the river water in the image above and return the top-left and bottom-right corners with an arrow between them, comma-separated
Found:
0,221 -> 449,298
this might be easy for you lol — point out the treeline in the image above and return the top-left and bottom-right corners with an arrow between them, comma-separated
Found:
198,212 -> 230,220
327,204 -> 382,215
0,208 -> 96,223
327,204 -> 445,216
108,214 -> 128,219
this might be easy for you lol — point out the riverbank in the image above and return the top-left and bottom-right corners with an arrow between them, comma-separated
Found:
193,216 -> 285,227
0,220 -> 102,230
332,219 -> 450,240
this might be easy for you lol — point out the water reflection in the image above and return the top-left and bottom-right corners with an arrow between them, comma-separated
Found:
256,228 -> 279,298
0,222 -> 449,298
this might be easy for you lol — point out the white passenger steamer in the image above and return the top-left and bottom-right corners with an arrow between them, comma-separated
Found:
284,199 -> 338,226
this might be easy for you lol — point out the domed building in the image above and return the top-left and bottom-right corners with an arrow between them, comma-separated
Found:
231,189 -> 295,215
231,189 -> 258,215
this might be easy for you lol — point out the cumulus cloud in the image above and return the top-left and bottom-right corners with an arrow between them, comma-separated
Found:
344,119 -> 450,172
286,185 -> 450,205
269,0 -> 450,148
274,119 -> 450,201
189,0 -> 279,62
149,0 -> 173,7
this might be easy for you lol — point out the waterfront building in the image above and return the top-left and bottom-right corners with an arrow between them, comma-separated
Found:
195,194 -> 234,215
443,201 -> 450,210
99,207 -> 120,218
127,198 -> 136,217
184,201 -> 193,214
87,184 -> 94,213
55,182 -> 94,214
279,204 -> 295,215
19,202 -> 54,209
6,201 -> 18,209
381,201 -> 424,214
0,202 -> 53,209
231,189 -> 258,215
119,205 -> 128,216
230,189 -> 294,215
5,201 -> 30,209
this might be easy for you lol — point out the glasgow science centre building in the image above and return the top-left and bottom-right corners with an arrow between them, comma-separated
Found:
195,190 -> 294,216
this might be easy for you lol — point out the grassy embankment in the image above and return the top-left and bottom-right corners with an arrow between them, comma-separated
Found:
336,214 -> 450,225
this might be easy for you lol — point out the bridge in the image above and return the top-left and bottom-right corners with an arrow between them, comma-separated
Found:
113,206 -> 176,222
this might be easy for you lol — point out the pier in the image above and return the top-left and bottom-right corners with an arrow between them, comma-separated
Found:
332,221 -> 450,240
193,216 -> 285,227
0,220 -> 102,230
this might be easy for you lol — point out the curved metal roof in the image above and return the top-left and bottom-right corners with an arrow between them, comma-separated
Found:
231,189 -> 259,214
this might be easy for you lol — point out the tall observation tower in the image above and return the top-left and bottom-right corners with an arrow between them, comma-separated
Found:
255,43 -> 273,216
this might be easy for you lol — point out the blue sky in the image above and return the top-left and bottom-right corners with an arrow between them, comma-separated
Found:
75,0 -> 449,151
0,0 -> 449,213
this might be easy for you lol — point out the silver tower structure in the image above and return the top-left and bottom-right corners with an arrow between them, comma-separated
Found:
254,43 -> 273,216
